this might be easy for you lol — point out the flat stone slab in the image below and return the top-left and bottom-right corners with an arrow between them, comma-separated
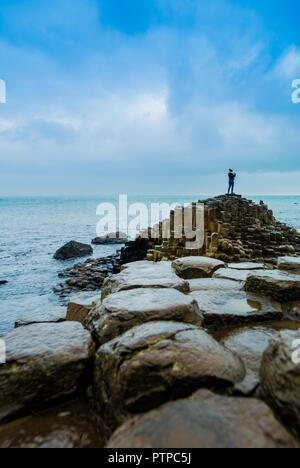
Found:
172,256 -> 225,279
101,261 -> 189,300
217,322 -> 300,395
0,399 -> 106,448
260,330 -> 300,435
85,288 -> 203,346
188,278 -> 243,292
213,268 -> 254,282
0,322 -> 93,423
228,262 -> 265,271
190,290 -> 282,329
245,270 -> 300,303
92,321 -> 245,429
15,310 -> 66,328
107,389 -> 298,449
278,256 -> 300,274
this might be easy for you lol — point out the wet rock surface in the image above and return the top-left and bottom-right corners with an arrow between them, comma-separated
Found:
92,232 -> 128,245
54,254 -> 121,296
245,270 -> 300,303
216,322 -> 300,395
101,261 -> 189,301
172,256 -> 225,279
278,256 -> 300,274
85,288 -> 203,346
213,268 -> 256,282
188,277 -> 243,292
66,302 -> 94,325
0,399 -> 107,449
54,241 -> 93,261
190,290 -> 282,330
107,389 -> 298,449
143,195 -> 300,263
0,322 -> 94,423
260,330 -> 300,435
92,321 -> 245,430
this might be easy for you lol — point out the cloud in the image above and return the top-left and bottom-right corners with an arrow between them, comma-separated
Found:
0,0 -> 299,195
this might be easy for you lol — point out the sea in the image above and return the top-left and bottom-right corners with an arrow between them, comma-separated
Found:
0,195 -> 300,335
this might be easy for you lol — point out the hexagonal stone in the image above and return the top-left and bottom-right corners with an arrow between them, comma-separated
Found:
101,261 -> 189,300
217,322 -> 300,395
172,256 -> 225,279
190,290 -> 282,330
260,330 -> 300,435
188,278 -> 243,292
245,270 -> 300,303
92,322 -> 245,429
228,262 -> 265,270
107,390 -> 298,448
0,322 -> 94,423
213,268 -> 254,282
0,400 -> 106,448
278,256 -> 300,274
85,288 -> 203,347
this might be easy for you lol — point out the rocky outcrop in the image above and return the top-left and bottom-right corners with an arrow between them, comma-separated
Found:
172,256 -> 225,279
92,321 -> 245,430
188,277 -> 243,292
141,195 -> 300,263
107,389 -> 298,449
0,399 -> 107,449
0,280 -> 7,285
260,330 -> 300,435
85,288 -> 203,346
245,270 -> 300,303
54,241 -> 93,261
278,256 -> 300,274
0,322 -> 94,423
120,238 -> 150,265
92,232 -> 128,245
190,290 -> 282,330
54,254 -> 121,296
101,261 -> 189,301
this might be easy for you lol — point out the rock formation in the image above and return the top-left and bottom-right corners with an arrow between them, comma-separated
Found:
128,195 -> 300,264
54,241 -> 93,261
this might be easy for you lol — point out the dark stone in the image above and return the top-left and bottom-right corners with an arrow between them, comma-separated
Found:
54,241 -> 93,261
120,238 -> 149,265
0,280 -> 7,285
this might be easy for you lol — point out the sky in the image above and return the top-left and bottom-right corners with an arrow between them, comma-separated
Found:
0,0 -> 300,196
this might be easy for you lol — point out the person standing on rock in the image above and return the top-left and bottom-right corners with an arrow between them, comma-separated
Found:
228,169 -> 236,195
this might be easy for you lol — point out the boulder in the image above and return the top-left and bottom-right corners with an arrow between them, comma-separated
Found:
190,290 -> 282,330
172,256 -> 225,279
218,322 -> 300,395
278,256 -> 300,274
213,268 -> 253,282
0,399 -> 106,449
107,389 -> 298,449
92,232 -> 128,245
54,241 -> 93,261
101,261 -> 189,301
260,330 -> 300,435
245,270 -> 300,303
66,302 -> 92,325
92,321 -> 245,429
0,322 -> 94,423
228,262 -> 265,270
0,280 -> 7,285
188,277 -> 243,292
85,288 -> 203,346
